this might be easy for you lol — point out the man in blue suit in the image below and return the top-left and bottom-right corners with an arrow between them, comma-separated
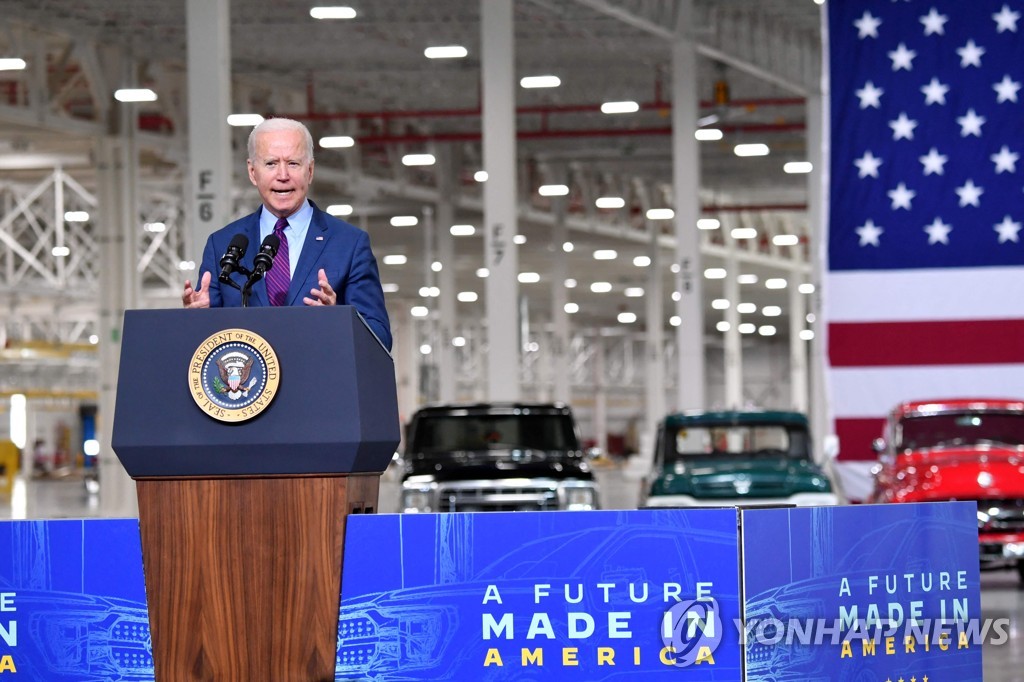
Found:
181,117 -> 392,350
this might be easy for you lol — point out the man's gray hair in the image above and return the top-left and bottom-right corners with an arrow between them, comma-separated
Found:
247,117 -> 315,163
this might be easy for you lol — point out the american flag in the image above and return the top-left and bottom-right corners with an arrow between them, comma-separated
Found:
826,0 -> 1024,499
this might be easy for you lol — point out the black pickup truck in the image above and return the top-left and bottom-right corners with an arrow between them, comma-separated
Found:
399,402 -> 599,513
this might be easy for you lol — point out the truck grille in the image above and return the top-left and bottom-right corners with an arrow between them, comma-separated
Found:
695,480 -> 788,497
437,481 -> 560,512
979,499 -> 1024,533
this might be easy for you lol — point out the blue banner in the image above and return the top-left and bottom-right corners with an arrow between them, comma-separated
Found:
0,503 -> 984,681
0,518 -> 151,681
339,509 -> 743,681
742,502 -> 983,682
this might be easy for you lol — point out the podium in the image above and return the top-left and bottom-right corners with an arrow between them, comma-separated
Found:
111,306 -> 399,681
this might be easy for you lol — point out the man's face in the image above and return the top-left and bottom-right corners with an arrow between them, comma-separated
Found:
247,128 -> 314,218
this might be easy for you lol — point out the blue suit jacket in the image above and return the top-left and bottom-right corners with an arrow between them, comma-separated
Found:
199,202 -> 392,350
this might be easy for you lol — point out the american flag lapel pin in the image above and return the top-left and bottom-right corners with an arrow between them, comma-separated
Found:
315,236 -> 324,241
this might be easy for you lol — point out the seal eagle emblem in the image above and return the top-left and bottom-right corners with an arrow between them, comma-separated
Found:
188,329 -> 280,422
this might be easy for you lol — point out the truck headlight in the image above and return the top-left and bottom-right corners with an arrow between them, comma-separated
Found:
559,482 -> 598,510
402,478 -> 436,513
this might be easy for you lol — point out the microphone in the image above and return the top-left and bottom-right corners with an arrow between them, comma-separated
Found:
250,233 -> 280,282
218,234 -> 249,284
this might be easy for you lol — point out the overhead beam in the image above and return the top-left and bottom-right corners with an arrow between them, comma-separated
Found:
566,0 -> 809,95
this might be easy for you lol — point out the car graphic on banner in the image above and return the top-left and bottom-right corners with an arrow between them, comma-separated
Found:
742,502 -> 982,682
338,509 -> 742,681
0,518 -> 152,681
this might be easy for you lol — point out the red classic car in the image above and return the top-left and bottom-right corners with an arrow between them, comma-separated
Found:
868,398 -> 1024,579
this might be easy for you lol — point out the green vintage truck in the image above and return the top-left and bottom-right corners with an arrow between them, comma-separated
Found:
641,410 -> 838,508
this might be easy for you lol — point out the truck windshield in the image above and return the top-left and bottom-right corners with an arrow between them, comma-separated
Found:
897,411 -> 1024,449
667,424 -> 810,460
412,414 -> 578,452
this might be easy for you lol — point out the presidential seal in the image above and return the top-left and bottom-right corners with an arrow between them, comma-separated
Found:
188,329 -> 280,422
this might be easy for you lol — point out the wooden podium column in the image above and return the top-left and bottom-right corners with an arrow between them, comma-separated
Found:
136,474 -> 379,682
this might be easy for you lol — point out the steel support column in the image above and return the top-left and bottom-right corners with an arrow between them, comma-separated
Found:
672,1 -> 706,410
481,0 -> 520,400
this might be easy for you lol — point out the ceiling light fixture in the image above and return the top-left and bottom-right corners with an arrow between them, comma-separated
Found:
646,208 -> 674,220
390,216 -> 418,227
518,272 -> 540,283
731,227 -> 757,239
697,218 -> 721,230
320,136 -> 355,148
784,161 -> 813,174
450,224 -> 476,236
633,256 -> 651,267
326,204 -> 353,216
520,75 -> 561,88
227,114 -> 264,127
617,312 -> 637,324
457,292 -> 478,302
590,282 -> 613,293
593,249 -> 617,260
425,45 -> 468,59
596,197 -> 625,209
601,101 -> 640,114
695,129 -> 724,141
474,170 -> 488,182
734,143 -> 770,157
765,278 -> 788,289
114,88 -> 157,102
382,255 -> 408,265
402,153 -> 435,166
0,58 -> 27,71
310,6 -> 356,19
773,235 -> 800,246
539,184 -> 569,196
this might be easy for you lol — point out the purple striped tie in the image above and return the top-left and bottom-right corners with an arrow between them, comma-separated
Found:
266,217 -> 290,306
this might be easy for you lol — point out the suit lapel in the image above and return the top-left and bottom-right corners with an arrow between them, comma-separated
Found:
287,205 -> 330,305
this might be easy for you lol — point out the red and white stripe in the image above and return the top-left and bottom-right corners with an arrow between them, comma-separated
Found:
825,267 -> 1024,501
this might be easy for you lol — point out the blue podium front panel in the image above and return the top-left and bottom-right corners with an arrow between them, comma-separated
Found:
742,501 -> 983,682
339,509 -> 743,681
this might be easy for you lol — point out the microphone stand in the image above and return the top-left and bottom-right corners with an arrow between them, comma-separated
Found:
221,266 -> 254,307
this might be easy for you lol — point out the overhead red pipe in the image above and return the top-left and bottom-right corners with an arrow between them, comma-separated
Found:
353,120 -> 804,145
704,203 -> 808,212
276,97 -> 804,123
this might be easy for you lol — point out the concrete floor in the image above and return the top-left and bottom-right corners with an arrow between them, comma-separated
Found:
6,458 -> 1022,681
